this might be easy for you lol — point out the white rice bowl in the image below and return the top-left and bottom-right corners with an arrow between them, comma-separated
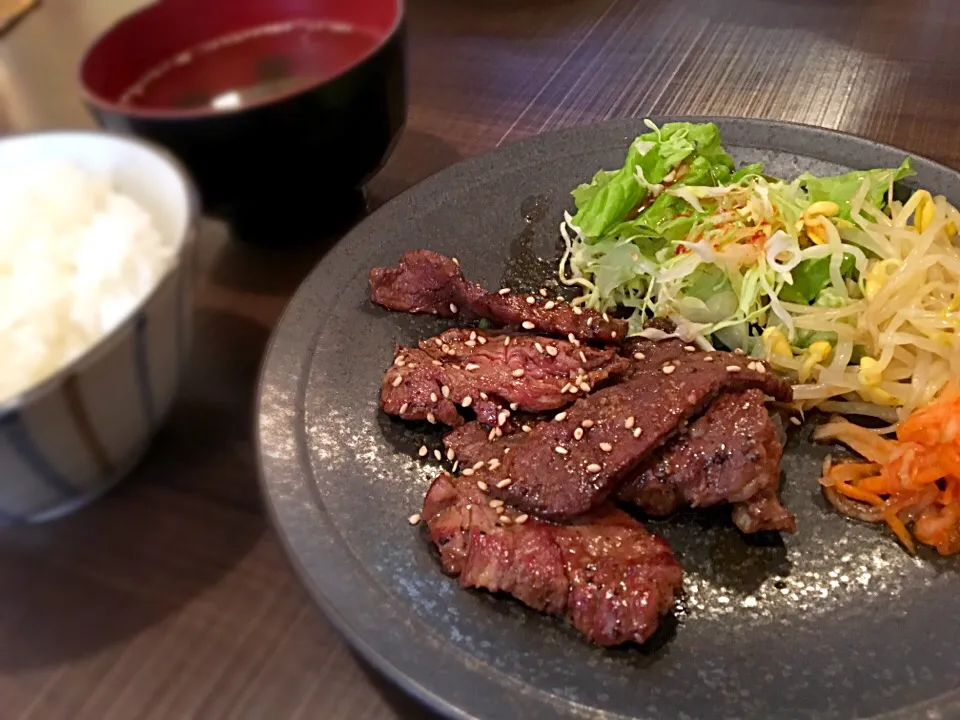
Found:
0,162 -> 175,403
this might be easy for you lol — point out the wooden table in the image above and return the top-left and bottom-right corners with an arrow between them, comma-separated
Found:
2,1 -> 960,718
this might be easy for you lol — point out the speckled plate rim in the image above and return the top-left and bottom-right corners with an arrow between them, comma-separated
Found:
256,116 -> 960,720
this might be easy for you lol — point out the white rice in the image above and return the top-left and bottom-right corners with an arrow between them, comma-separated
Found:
0,162 -> 175,404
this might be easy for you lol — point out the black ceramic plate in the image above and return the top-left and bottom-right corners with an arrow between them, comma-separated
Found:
256,118 -> 960,720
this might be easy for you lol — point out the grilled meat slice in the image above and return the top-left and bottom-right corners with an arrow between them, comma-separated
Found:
467,352 -> 792,521
381,329 -> 630,427
369,250 -> 626,343
422,472 -> 683,646
617,390 -> 796,533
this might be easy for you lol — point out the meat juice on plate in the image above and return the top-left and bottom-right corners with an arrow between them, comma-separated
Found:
120,21 -> 381,111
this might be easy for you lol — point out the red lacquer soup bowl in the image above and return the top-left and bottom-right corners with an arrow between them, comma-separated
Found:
80,0 -> 406,241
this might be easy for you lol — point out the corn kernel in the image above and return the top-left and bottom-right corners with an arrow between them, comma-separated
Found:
864,259 -> 901,300
798,341 -> 831,383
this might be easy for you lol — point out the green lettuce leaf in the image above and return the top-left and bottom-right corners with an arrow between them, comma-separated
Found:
796,158 -> 914,220
570,122 -> 736,239
778,253 -> 856,304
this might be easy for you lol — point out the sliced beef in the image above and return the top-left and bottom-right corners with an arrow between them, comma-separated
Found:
369,250 -> 627,344
422,472 -> 683,646
381,329 -> 630,427
617,390 -> 796,534
468,352 -> 792,521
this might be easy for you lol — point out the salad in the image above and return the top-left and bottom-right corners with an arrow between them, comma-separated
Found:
560,120 -> 960,425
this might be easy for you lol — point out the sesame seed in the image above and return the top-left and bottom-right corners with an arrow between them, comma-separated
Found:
535,342 -> 544,354
488,458 -> 501,470
561,383 -> 572,393
408,513 -> 421,525
522,321 -> 536,330
704,355 -> 714,362
503,448 -> 510,454
447,448 -> 455,461
496,478 -> 513,488
472,462 -> 485,470
477,480 -> 488,491
555,446 -> 568,455
625,416 -> 635,429
545,301 -> 556,310
434,449 -> 442,461
573,306 -> 583,315
579,382 -> 591,393
499,515 -> 513,525
568,333 -> 579,345
526,296 -> 536,305
495,427 -> 503,437
418,445 -> 428,457
477,336 -> 487,345
462,467 -> 475,476
441,344 -> 451,353
633,352 -> 646,361
480,392 -> 489,400
430,392 -> 438,402
452,257 -> 460,266
446,348 -> 456,356
465,340 -> 476,348
726,365 -> 741,372
498,287 -> 511,295
488,428 -> 497,441
602,312 -> 609,321
512,368 -> 525,378
554,411 -> 568,422
579,351 -> 588,363
489,499 -> 504,508
465,363 -> 480,371
391,375 -> 403,387
586,317 -> 594,326
452,461 -> 459,472
442,385 -> 450,398
790,416 -> 802,426
586,463 -> 602,473
568,385 -> 579,394
461,396 -> 473,408
427,412 -> 437,424
611,331 -> 618,339
581,419 -> 594,428
394,356 -> 405,367
684,345 -> 696,352
734,348 -> 745,355
514,514 -> 529,524
449,303 -> 458,313
498,411 -> 509,426
573,427 -> 584,440
755,363 -> 766,374
633,427 -> 643,438
599,442 -> 613,452
399,402 -> 409,414
662,365 -> 676,375
432,360 -> 442,366
434,338 -> 443,347
538,345 -> 555,358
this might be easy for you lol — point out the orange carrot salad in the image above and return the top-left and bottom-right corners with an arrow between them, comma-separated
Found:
813,381 -> 960,555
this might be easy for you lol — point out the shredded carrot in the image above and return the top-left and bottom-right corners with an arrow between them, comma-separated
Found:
815,386 -> 960,555
834,480 -> 885,506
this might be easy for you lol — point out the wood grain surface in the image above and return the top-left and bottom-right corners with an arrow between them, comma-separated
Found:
2,0 -> 960,718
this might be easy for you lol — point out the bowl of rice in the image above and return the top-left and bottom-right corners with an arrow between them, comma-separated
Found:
0,131 -> 198,523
